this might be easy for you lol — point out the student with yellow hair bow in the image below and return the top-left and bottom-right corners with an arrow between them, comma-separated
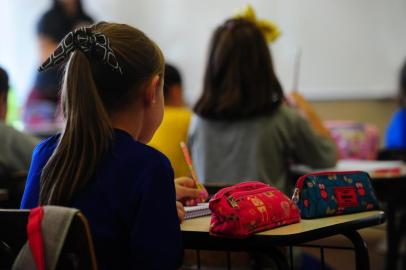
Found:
234,4 -> 281,43
189,5 -> 337,195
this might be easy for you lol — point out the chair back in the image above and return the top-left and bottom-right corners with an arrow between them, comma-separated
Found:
0,172 -> 28,209
0,160 -> 28,209
378,148 -> 406,162
0,208 -> 98,270
204,182 -> 230,196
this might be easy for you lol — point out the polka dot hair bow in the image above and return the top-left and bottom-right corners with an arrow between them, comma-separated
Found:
39,26 -> 123,74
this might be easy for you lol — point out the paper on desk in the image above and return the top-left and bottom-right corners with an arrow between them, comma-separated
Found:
184,203 -> 211,220
292,159 -> 406,176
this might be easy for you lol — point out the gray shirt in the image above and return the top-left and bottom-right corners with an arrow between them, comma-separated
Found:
0,122 -> 39,172
188,105 -> 337,194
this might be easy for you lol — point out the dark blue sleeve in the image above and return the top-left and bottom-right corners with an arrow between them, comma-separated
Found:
386,109 -> 406,148
130,158 -> 183,270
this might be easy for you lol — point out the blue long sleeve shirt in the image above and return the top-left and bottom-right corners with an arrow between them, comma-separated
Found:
21,129 -> 183,270
386,108 -> 406,149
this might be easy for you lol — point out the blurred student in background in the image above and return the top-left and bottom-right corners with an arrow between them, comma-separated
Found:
189,16 -> 337,194
0,67 -> 39,173
37,0 -> 94,63
149,64 -> 191,178
386,60 -> 406,149
24,0 -> 93,131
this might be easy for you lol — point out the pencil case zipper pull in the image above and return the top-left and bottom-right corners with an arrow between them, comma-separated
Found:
291,188 -> 300,204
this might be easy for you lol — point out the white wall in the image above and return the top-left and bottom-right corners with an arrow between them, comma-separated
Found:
1,0 -> 405,106
0,0 -> 49,102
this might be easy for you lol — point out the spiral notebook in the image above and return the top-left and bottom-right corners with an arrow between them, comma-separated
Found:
184,203 -> 211,220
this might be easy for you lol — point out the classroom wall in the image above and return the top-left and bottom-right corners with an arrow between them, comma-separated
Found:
0,1 -> 402,138
1,0 -> 405,105
85,0 -> 406,102
310,98 -> 398,146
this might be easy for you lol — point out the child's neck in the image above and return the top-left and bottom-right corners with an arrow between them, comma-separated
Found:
165,99 -> 184,107
110,108 -> 144,141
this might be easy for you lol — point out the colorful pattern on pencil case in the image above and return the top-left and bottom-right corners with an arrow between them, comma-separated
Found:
296,171 -> 380,219
209,181 -> 301,238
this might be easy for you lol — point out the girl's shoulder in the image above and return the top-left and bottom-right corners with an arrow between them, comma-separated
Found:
263,104 -> 308,127
33,134 -> 60,158
191,104 -> 295,123
387,107 -> 406,132
270,104 -> 300,120
393,107 -> 406,119
113,129 -> 172,171
135,142 -> 172,169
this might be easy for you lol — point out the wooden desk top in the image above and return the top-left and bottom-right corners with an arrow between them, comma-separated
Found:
181,210 -> 385,251
292,160 -> 406,180
182,210 -> 385,236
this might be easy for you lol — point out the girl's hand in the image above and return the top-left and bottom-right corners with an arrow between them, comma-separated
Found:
176,201 -> 185,223
175,177 -> 208,206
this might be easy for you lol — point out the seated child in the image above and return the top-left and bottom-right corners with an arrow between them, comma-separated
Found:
149,64 -> 192,178
21,22 -> 183,270
189,17 -> 337,194
0,66 -> 39,173
386,60 -> 406,148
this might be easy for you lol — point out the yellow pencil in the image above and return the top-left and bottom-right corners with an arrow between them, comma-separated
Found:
180,141 -> 204,190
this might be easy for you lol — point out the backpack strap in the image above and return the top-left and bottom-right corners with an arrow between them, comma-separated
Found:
41,206 -> 79,269
12,206 -> 79,270
27,207 -> 46,270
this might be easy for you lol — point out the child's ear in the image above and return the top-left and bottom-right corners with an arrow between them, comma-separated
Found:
144,75 -> 161,106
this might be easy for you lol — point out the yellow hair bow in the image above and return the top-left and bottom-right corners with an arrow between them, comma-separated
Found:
234,4 -> 281,43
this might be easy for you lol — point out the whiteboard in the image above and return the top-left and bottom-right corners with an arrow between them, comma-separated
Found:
1,0 -> 406,103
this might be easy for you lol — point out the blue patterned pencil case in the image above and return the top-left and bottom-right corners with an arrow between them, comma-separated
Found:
292,171 -> 380,219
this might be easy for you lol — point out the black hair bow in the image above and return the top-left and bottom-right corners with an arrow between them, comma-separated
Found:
39,26 -> 122,74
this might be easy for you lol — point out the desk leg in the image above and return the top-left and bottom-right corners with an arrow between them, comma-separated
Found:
385,202 -> 398,270
342,231 -> 369,270
251,248 -> 289,270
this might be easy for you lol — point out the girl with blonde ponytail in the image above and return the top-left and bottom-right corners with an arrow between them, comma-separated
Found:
21,22 -> 183,269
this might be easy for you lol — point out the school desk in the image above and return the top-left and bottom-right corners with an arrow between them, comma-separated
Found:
370,173 -> 406,270
290,159 -> 406,270
181,210 -> 385,270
